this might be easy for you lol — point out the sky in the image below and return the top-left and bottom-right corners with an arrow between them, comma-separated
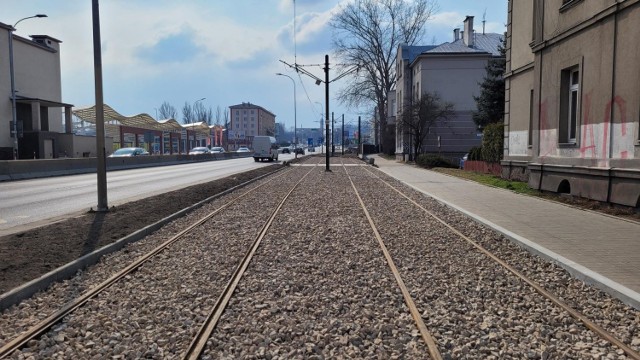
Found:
3,0 -> 507,133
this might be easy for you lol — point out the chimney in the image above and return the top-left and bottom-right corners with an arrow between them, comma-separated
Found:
463,15 -> 474,47
453,28 -> 460,41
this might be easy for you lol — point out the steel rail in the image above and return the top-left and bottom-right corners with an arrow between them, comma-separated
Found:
183,164 -> 317,360
342,161 -> 443,360
363,167 -> 640,360
0,167 -> 294,358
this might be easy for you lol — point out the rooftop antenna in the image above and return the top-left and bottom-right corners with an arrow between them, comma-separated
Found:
482,8 -> 486,34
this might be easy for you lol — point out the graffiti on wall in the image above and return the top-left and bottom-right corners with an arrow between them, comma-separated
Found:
579,94 -> 631,160
539,99 -> 557,158
538,92 -> 634,161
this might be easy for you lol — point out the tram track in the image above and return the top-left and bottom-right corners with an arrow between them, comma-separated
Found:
347,163 -> 640,359
200,159 -> 434,358
1,154 -> 636,358
0,166 -> 311,358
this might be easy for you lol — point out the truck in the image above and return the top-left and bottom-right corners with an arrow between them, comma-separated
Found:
252,136 -> 279,162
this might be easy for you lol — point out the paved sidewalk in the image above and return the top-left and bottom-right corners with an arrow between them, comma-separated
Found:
370,155 -> 640,309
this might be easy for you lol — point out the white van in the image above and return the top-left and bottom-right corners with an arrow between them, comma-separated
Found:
252,136 -> 279,162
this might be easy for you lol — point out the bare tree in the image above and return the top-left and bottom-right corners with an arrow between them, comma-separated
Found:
214,105 -> 223,126
194,102 -> 213,125
399,92 -> 453,157
182,102 -> 194,124
223,108 -> 230,148
158,101 -> 178,120
331,0 -> 437,153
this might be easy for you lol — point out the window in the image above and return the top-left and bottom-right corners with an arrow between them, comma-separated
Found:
559,66 -> 580,144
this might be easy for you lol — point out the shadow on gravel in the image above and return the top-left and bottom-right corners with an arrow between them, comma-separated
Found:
82,212 -> 106,256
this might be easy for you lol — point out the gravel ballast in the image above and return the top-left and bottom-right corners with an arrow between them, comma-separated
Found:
1,156 -> 638,359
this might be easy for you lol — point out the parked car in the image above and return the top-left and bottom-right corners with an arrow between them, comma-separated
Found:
236,146 -> 251,153
108,147 -> 149,157
188,147 -> 210,155
294,147 -> 305,155
281,147 -> 291,154
210,147 -> 225,153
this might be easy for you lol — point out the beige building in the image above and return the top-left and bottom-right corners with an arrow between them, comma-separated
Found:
503,0 -> 640,207
228,102 -> 276,150
0,22 -> 77,160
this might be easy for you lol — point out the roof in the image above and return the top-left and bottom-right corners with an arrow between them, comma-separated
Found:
72,104 -> 212,135
229,102 -> 276,117
400,44 -> 438,63
425,33 -> 503,56
16,95 -> 73,108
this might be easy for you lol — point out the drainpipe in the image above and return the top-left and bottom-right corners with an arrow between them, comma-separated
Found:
606,9 -> 618,204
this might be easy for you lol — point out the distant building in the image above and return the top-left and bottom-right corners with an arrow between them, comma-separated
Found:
394,16 -> 503,160
504,0 -> 640,207
228,102 -> 276,150
0,22 -> 75,159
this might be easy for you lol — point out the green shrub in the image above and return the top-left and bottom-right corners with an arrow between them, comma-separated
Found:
481,123 -> 504,163
416,154 -> 456,168
468,146 -> 483,161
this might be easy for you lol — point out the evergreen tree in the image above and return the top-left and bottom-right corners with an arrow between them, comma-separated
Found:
472,35 -> 506,129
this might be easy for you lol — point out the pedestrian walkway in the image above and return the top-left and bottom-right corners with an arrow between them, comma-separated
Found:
370,155 -> 640,309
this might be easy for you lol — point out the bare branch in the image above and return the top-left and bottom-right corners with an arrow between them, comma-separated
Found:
158,101 -> 178,120
330,0 -> 438,151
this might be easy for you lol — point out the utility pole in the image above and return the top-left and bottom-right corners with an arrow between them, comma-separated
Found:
279,54 -> 358,171
324,55 -> 330,171
331,112 -> 335,156
341,114 -> 344,156
358,116 -> 361,156
92,0 -> 108,212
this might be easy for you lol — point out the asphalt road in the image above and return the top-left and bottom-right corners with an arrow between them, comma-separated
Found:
0,154 -> 298,236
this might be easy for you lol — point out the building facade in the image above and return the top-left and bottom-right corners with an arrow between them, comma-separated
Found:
228,102 -> 276,150
394,16 -> 503,160
0,22 -> 74,160
504,0 -> 640,207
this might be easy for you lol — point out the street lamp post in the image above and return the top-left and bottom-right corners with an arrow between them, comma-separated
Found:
276,73 -> 296,156
8,14 -> 47,160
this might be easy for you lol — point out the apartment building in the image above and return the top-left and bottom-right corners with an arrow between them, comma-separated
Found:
503,0 -> 640,207
0,22 -> 74,160
394,16 -> 503,160
228,102 -> 276,150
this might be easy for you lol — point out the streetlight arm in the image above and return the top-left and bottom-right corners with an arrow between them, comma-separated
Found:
13,14 -> 47,29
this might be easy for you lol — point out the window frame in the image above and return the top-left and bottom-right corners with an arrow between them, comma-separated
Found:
558,64 -> 581,146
